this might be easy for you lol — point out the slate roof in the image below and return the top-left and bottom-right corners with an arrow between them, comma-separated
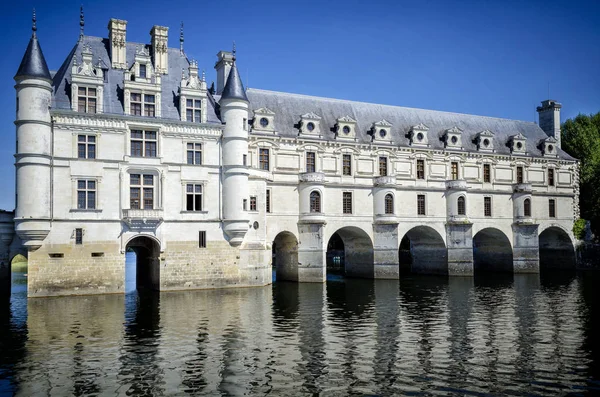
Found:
221,61 -> 248,102
51,36 -> 221,123
15,34 -> 52,81
246,89 -> 575,161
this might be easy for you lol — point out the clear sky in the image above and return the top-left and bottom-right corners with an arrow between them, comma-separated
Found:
0,0 -> 599,210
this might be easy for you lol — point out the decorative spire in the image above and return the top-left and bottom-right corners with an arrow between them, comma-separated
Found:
179,22 -> 184,54
202,69 -> 205,82
79,5 -> 85,40
32,8 -> 37,37
220,45 -> 247,102
232,41 -> 236,61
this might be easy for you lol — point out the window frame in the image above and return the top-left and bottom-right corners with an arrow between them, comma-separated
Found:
130,92 -> 156,117
76,179 -> 97,210
130,173 -> 155,210
310,190 -> 321,213
516,166 -> 524,184
250,196 -> 257,212
548,168 -> 555,186
379,156 -> 388,176
342,154 -> 352,176
484,196 -> 492,217
77,134 -> 96,160
483,164 -> 491,183
306,151 -> 316,173
198,230 -> 207,248
266,189 -> 272,213
417,194 -> 426,215
523,198 -> 531,217
416,159 -> 425,180
75,228 -> 83,245
384,193 -> 394,215
185,98 -> 202,123
549,198 -> 556,218
130,130 -> 158,158
342,191 -> 352,214
451,161 -> 459,180
77,86 -> 97,114
185,183 -> 204,212
457,196 -> 466,216
186,142 -> 202,165
259,148 -> 270,171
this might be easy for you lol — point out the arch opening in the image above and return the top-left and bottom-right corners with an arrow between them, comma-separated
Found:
399,226 -> 447,275
473,228 -> 513,273
126,236 -> 161,292
326,227 -> 374,278
539,227 -> 575,270
272,231 -> 299,282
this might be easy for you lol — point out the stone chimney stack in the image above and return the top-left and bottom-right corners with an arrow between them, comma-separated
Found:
214,51 -> 234,95
537,99 -> 562,149
150,25 -> 169,74
108,18 -> 127,69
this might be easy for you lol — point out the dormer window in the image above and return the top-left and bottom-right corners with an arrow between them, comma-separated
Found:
139,64 -> 147,79
71,44 -> 104,114
509,133 -> 527,155
335,116 -> 357,139
260,118 -> 269,127
372,119 -> 392,141
307,122 -> 315,131
299,112 -> 322,135
540,136 -> 558,157
77,87 -> 97,113
124,46 -> 162,118
186,99 -> 202,123
252,107 -> 275,132
475,130 -> 495,152
130,93 -> 155,117
409,123 -> 429,146
443,126 -> 463,149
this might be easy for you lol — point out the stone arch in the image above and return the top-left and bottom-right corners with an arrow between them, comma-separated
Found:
126,235 -> 161,291
399,226 -> 447,275
539,226 -> 575,270
326,226 -> 374,278
473,228 -> 513,273
273,231 -> 299,281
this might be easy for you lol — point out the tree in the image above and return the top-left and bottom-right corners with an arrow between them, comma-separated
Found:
561,112 -> 600,236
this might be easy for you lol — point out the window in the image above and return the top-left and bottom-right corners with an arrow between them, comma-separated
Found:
139,64 -> 147,78
77,87 -> 97,113
417,159 -> 425,180
130,93 -> 155,117
457,196 -> 466,215
259,148 -> 270,171
379,156 -> 388,176
310,191 -> 321,213
306,151 -> 316,173
524,198 -> 531,217
130,174 -> 154,209
385,193 -> 394,214
549,199 -> 556,218
75,228 -> 83,245
417,194 -> 426,215
342,192 -> 352,214
77,180 -> 96,209
342,154 -> 352,176
243,118 -> 248,131
451,162 -> 459,180
266,189 -> 271,213
484,197 -> 492,217
250,196 -> 257,211
243,154 -> 247,166
131,130 -> 157,157
243,199 -> 248,211
516,166 -> 524,184
186,184 -> 203,211
186,143 -> 202,165
548,169 -> 555,186
77,135 -> 96,159
483,164 -> 491,183
186,99 -> 202,123
199,231 -> 206,248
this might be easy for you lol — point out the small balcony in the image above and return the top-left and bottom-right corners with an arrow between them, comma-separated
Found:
445,179 -> 467,191
374,214 -> 399,224
299,172 -> 325,184
122,209 -> 164,229
513,215 -> 536,225
373,176 -> 396,187
298,212 -> 327,225
446,214 -> 471,225
513,183 -> 533,193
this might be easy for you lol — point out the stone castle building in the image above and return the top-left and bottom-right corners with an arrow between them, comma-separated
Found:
0,13 -> 579,297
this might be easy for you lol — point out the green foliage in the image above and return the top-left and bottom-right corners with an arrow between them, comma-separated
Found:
562,112 -> 600,236
573,218 -> 587,240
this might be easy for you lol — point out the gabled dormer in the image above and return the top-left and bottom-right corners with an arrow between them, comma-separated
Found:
409,123 -> 429,147
335,115 -> 357,140
252,107 -> 276,133
71,43 -> 104,114
509,132 -> 527,155
179,60 -> 207,123
539,136 -> 558,157
475,129 -> 494,152
298,112 -> 322,136
371,119 -> 392,141
443,126 -> 463,149
123,46 -> 161,117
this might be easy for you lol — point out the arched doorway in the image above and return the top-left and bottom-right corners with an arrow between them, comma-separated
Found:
326,227 -> 374,278
399,226 -> 447,275
272,231 -> 299,282
539,227 -> 575,270
126,236 -> 161,291
473,228 -> 513,273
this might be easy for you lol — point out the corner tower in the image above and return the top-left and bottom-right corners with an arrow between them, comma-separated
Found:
219,46 -> 249,246
13,10 -> 53,250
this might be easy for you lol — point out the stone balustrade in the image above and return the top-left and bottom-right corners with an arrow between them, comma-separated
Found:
445,179 -> 468,190
513,183 -> 533,193
373,176 -> 396,187
299,172 -> 325,183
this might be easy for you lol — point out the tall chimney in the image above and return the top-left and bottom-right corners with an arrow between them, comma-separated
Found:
214,51 -> 234,95
537,99 -> 562,149
150,25 -> 169,74
108,18 -> 127,69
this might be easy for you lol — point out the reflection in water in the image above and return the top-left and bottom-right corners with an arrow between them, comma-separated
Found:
0,269 -> 599,395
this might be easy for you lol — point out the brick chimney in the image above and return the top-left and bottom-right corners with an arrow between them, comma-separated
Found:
150,25 -> 169,74
108,18 -> 127,69
537,99 -> 562,149
214,51 -> 234,95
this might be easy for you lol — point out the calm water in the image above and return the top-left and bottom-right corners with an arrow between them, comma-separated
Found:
1,269 -> 600,396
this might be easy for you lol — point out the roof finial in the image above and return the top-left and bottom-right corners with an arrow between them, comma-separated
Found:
32,8 -> 37,37
202,69 -> 206,82
232,41 -> 236,62
79,5 -> 85,40
179,22 -> 184,55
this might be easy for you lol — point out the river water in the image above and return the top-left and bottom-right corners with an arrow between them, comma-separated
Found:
1,269 -> 599,396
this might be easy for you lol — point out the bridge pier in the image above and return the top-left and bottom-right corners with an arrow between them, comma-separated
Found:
0,212 -> 15,299
513,224 -> 540,273
373,223 -> 399,279
297,222 -> 326,282
446,223 -> 474,276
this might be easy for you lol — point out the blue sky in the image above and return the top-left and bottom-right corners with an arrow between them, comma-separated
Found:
0,0 -> 599,210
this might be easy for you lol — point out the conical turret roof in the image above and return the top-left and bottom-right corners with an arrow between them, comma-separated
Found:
14,16 -> 51,81
220,61 -> 248,102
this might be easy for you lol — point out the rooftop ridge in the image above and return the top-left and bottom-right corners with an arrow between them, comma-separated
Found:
247,88 -> 537,126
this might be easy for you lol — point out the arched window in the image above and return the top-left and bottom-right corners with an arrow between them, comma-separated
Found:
310,191 -> 321,213
385,194 -> 394,214
457,196 -> 466,215
524,198 -> 531,217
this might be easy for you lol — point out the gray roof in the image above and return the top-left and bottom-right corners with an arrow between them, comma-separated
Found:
15,34 -> 52,81
51,36 -> 220,124
246,89 -> 575,161
220,62 -> 248,102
